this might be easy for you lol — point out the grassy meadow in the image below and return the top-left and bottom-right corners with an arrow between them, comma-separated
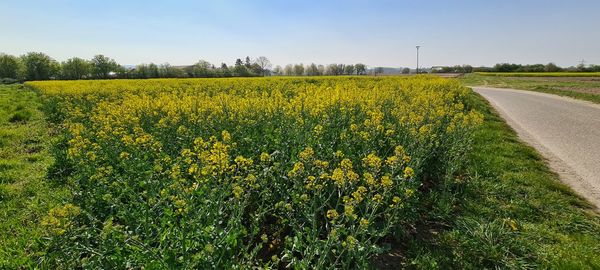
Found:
0,85 -> 69,268
461,73 -> 600,104
475,72 -> 600,77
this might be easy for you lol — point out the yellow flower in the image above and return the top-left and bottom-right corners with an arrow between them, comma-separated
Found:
359,218 -> 369,228
299,146 -> 314,161
363,173 -> 376,186
221,130 -> 231,142
204,243 -> 214,254
232,185 -> 243,198
30,75 -> 483,249
288,162 -> 304,177
327,209 -> 339,220
352,186 -> 367,202
342,196 -> 352,204
381,175 -> 393,188
359,131 -> 369,140
285,203 -> 293,211
346,170 -> 359,183
362,153 -> 382,170
188,164 -> 198,174
344,204 -> 355,217
331,168 -> 345,186
340,158 -> 353,170
403,167 -> 415,178
234,155 -> 253,169
344,235 -> 357,249
86,151 -> 96,161
245,174 -> 257,185
313,124 -> 323,136
385,156 -> 399,166
260,152 -> 271,162
329,228 -> 338,238
313,159 -> 329,169
181,148 -> 193,157
394,145 -> 405,157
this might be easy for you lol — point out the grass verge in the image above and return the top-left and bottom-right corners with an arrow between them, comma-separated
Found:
404,91 -> 600,269
460,73 -> 600,104
0,85 -> 69,268
475,72 -> 600,77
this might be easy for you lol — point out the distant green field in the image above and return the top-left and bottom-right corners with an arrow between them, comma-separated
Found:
476,72 -> 600,77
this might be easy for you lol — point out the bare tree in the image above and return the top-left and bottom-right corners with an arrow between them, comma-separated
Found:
284,64 -> 294,76
253,56 -> 272,76
272,65 -> 283,76
306,63 -> 320,76
325,64 -> 341,75
317,64 -> 325,75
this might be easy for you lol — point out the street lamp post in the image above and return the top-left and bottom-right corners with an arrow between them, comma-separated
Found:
416,45 -> 420,74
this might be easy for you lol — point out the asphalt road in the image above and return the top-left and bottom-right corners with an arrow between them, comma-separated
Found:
474,87 -> 600,208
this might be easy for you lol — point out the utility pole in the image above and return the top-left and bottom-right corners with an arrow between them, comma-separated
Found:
416,46 -> 420,74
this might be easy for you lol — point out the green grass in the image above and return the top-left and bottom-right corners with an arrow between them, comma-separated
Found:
404,91 -> 600,269
476,72 -> 600,77
0,85 -> 69,268
461,73 -> 600,104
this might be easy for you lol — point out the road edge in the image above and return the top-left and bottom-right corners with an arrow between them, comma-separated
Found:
472,87 -> 600,210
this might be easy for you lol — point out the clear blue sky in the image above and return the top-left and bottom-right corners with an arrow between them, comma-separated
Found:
1,0 -> 598,68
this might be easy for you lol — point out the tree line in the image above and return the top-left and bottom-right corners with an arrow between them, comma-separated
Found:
6,51 -> 595,82
431,63 -> 600,74
272,63 -> 367,76
0,53 -> 277,82
0,52 -> 373,82
474,63 -> 600,73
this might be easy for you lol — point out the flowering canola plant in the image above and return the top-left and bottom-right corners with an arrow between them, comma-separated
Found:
28,76 -> 482,268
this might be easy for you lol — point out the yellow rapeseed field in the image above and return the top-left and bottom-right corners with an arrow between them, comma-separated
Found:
27,76 -> 482,268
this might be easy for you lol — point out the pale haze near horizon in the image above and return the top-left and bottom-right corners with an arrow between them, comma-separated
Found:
1,0 -> 599,68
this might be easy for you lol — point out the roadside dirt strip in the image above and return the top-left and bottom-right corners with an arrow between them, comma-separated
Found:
474,87 -> 600,209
